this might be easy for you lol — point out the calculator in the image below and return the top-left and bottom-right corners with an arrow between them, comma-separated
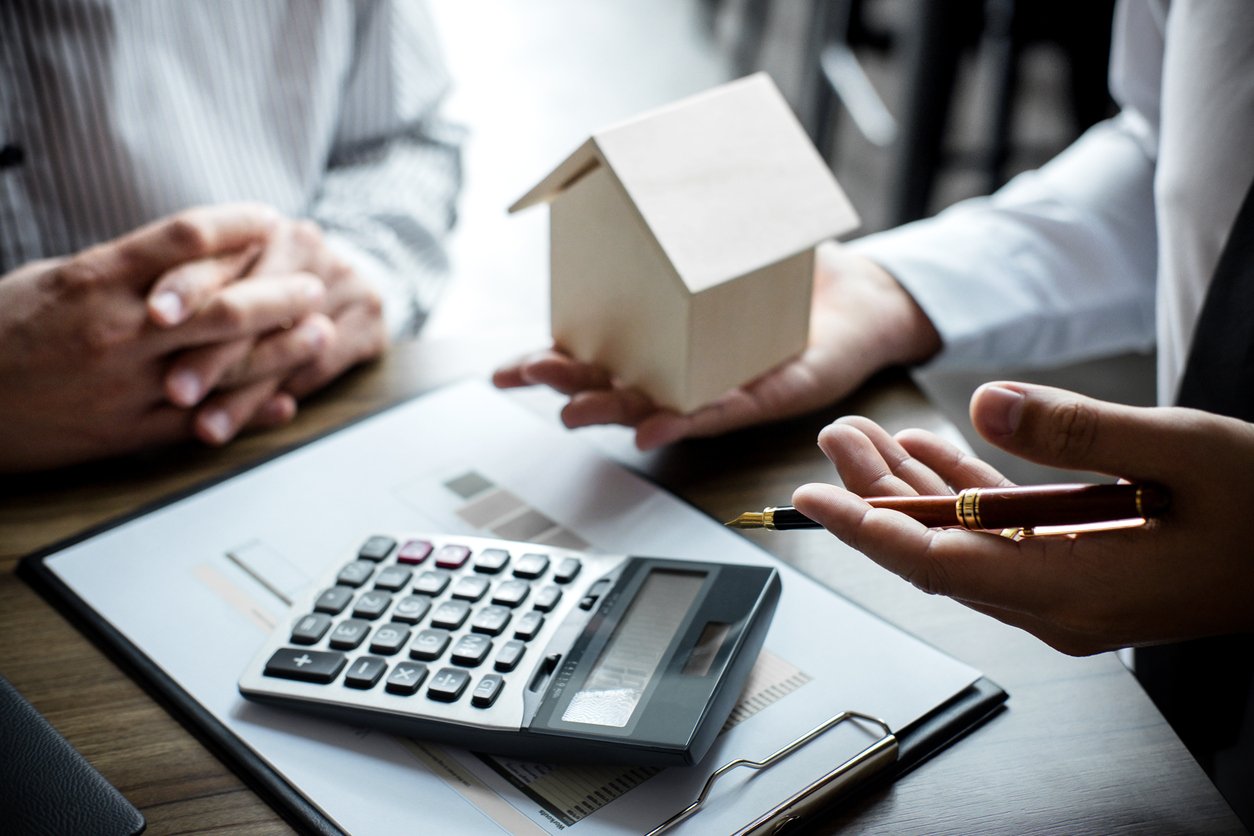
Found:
239,533 -> 780,766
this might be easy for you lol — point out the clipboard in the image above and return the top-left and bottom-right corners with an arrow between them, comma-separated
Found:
18,381 -> 1007,835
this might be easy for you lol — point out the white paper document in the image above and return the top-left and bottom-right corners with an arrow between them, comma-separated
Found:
41,381 -> 982,834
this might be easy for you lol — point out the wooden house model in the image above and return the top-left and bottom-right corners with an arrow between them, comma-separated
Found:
509,73 -> 859,413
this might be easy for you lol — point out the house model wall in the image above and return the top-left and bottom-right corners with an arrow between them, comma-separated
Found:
510,73 -> 859,414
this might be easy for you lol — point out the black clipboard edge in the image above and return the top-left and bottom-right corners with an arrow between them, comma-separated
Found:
17,552 -> 343,836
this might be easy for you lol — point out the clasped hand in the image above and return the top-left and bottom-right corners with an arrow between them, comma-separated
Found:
0,203 -> 386,471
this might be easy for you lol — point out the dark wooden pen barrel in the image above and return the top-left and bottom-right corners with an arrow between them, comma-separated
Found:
962,483 -> 1168,530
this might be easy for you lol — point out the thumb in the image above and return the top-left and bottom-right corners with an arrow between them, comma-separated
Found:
968,381 -> 1187,481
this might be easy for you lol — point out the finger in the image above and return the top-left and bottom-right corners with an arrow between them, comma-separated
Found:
147,244 -> 262,327
284,302 -> 386,398
968,381 -> 1209,483
99,203 -> 279,290
822,416 -> 952,496
163,316 -> 331,407
249,218 -> 324,276
219,314 -> 332,388
560,387 -> 659,430
894,428 -> 1014,490
793,481 -> 1060,611
493,349 -> 615,396
165,338 -> 253,407
246,392 -> 298,430
193,377 -> 283,446
171,273 -> 325,348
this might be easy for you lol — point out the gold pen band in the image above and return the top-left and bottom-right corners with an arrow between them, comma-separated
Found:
763,506 -> 778,530
955,488 -> 982,530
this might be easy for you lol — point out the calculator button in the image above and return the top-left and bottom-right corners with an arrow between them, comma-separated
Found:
450,575 -> 490,602
434,544 -> 472,569
337,560 -> 375,588
329,619 -> 371,650
473,548 -> 510,574
385,662 -> 429,695
392,595 -> 432,624
314,586 -> 355,615
369,624 -> 411,655
353,591 -> 393,621
410,629 -> 452,661
431,600 -> 471,630
494,640 -> 526,673
397,539 -> 434,564
470,605 -> 512,636
513,553 -> 550,579
290,613 -> 332,645
472,674 -> 505,708
514,611 -> 545,641
579,578 -> 613,611
413,570 -> 451,596
374,566 -> 413,592
428,667 -> 471,702
532,586 -> 561,613
554,557 -> 582,583
451,634 -> 493,667
491,580 -> 530,608
358,536 -> 397,562
264,648 -> 346,683
344,656 -> 387,689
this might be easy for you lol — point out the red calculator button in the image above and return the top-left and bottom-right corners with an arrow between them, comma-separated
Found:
397,540 -> 434,564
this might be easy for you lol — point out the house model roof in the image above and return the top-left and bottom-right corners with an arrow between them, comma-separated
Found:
510,72 -> 858,293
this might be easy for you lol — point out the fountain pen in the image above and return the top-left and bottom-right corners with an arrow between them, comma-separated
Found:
725,483 -> 1169,531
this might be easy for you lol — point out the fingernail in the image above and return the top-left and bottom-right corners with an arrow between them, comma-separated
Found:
168,370 -> 203,406
980,385 -> 1025,437
200,409 -> 233,444
150,291 -> 183,325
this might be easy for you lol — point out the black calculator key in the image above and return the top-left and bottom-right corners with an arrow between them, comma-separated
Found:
450,575 -> 490,602
431,600 -> 471,630
374,566 -> 413,591
344,655 -> 387,689
473,548 -> 510,574
397,539 -> 433,564
314,586 -> 355,615
532,585 -> 561,613
290,613 -> 332,645
413,570 -> 451,596
434,544 -> 471,569
451,634 -> 493,667
472,674 -> 505,708
410,628 -> 451,661
513,553 -> 550,579
514,611 -> 545,641
359,536 -> 396,562
386,662 -> 429,695
369,624 -> 411,655
428,667 -> 471,702
492,580 -> 530,608
554,557 -> 582,583
329,619 -> 371,650
471,605 -> 512,636
264,648 -> 346,683
494,640 -> 526,673
337,560 -> 375,588
392,594 -> 432,624
353,591 -> 393,621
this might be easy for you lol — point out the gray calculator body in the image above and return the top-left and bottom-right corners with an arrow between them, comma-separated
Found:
239,533 -> 780,766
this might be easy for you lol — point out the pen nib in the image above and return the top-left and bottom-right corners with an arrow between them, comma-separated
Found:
724,512 -> 765,529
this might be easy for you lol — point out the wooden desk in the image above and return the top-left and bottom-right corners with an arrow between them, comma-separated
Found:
0,338 -> 1239,834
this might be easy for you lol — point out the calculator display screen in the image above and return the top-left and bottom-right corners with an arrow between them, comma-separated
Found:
560,569 -> 704,727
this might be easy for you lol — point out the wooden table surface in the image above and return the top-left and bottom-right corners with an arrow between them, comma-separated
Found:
0,337 -> 1240,834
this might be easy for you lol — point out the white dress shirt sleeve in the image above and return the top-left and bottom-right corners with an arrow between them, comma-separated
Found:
849,1 -> 1163,371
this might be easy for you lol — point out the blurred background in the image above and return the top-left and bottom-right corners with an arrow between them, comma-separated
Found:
425,0 -> 1149,482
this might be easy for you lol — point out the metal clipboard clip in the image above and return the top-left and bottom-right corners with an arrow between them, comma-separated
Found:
646,710 -> 899,836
